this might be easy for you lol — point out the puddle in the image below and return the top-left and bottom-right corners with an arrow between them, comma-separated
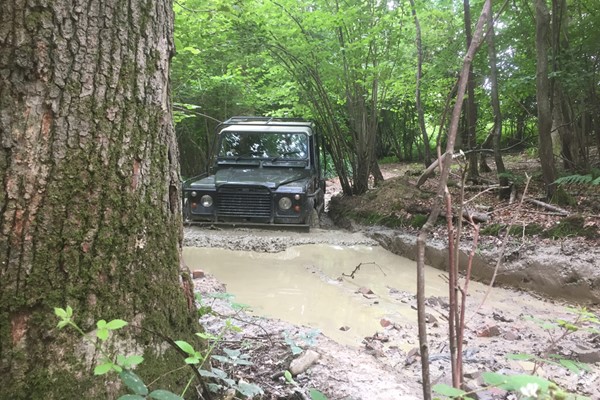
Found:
184,244 -> 466,346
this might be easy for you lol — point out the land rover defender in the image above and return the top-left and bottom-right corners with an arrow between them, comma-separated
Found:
182,116 -> 326,229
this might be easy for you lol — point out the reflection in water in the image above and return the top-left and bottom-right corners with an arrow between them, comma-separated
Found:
184,244 -> 459,346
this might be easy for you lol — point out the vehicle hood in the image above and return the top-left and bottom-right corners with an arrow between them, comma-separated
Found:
214,168 -> 310,189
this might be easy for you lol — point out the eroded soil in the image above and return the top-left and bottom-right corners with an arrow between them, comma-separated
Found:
184,226 -> 599,400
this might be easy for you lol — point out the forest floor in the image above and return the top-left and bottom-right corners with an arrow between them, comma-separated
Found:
184,152 -> 600,400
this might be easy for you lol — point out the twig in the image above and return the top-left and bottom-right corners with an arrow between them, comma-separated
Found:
341,262 -> 386,279
522,209 -> 570,217
468,174 -> 532,320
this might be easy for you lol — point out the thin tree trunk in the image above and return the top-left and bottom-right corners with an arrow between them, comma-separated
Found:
0,1 -> 198,398
463,0 -> 480,180
409,0 -> 432,167
535,0 -> 558,197
416,2 -> 492,398
487,5 -> 510,198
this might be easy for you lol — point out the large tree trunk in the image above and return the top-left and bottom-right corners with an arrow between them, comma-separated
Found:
0,1 -> 198,398
535,0 -> 558,197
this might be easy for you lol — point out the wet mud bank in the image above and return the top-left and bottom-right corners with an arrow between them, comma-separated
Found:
360,227 -> 600,305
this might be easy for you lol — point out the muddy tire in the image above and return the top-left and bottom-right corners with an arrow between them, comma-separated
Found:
183,198 -> 191,222
308,208 -> 320,229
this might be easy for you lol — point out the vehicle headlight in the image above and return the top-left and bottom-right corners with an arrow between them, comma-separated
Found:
191,191 -> 197,197
200,195 -> 213,208
278,197 -> 292,210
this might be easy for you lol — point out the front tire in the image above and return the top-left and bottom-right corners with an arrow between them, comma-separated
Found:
307,208 -> 320,229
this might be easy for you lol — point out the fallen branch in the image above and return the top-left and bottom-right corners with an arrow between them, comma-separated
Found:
526,198 -> 570,216
416,151 -> 448,188
341,262 -> 385,279
406,204 -> 490,223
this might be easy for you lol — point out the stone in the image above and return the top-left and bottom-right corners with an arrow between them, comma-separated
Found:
425,313 -> 438,324
503,331 -> 520,341
380,318 -> 392,327
289,349 -> 320,376
339,325 -> 350,331
192,269 -> 205,279
477,325 -> 501,337
358,287 -> 374,295
574,345 -> 600,364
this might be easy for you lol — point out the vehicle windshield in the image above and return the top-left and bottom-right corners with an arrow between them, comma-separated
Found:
218,131 -> 308,160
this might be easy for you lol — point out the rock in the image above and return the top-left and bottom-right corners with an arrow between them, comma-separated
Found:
503,331 -> 520,341
574,345 -> 600,363
492,311 -> 514,323
192,269 -> 205,279
477,325 -> 501,337
380,318 -> 392,327
358,287 -> 375,295
339,325 -> 350,331
425,313 -> 438,324
289,349 -> 320,376
463,368 -> 481,380
474,387 -> 508,400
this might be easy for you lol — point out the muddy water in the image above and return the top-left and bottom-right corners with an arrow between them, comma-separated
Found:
185,244 -> 502,346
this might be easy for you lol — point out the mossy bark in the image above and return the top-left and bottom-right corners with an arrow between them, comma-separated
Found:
0,1 -> 199,398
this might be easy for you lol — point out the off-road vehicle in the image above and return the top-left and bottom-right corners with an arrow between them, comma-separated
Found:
182,116 -> 326,229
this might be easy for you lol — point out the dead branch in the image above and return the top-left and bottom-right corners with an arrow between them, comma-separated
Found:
406,204 -> 489,223
469,174 -> 532,321
416,152 -> 448,188
522,209 -> 571,217
464,185 -> 510,204
526,198 -> 570,216
341,262 -> 385,279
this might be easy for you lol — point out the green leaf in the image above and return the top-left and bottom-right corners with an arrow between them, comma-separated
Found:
182,46 -> 200,55
54,307 -> 67,318
284,370 -> 296,384
118,395 -> 146,400
184,356 -> 200,364
119,370 -> 149,396
57,320 -> 69,329
96,328 -> 109,341
148,389 -> 184,400
235,382 -> 263,397
66,305 -> 73,318
309,389 -> 329,400
196,332 -> 218,340
94,362 -> 114,376
174,340 -> 195,356
482,372 -> 551,391
97,319 -> 107,329
506,353 -> 535,361
559,359 -> 587,374
123,355 -> 144,367
107,319 -> 128,330
432,383 -> 468,397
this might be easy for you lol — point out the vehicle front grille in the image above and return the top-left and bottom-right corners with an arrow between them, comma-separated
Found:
217,186 -> 272,219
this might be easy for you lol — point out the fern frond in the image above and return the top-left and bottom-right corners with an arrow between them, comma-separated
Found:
555,174 -> 600,186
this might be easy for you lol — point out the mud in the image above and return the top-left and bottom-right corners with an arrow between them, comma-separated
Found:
183,225 -> 600,400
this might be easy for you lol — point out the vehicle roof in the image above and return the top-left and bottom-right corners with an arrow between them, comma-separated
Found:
219,124 -> 314,135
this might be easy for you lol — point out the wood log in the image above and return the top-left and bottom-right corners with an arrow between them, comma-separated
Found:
526,198 -> 570,216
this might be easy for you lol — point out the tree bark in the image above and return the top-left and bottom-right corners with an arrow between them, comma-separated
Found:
486,5 -> 510,198
409,0 -> 432,167
416,2 -> 491,398
535,0 -> 558,197
0,1 -> 198,398
463,0 -> 479,180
